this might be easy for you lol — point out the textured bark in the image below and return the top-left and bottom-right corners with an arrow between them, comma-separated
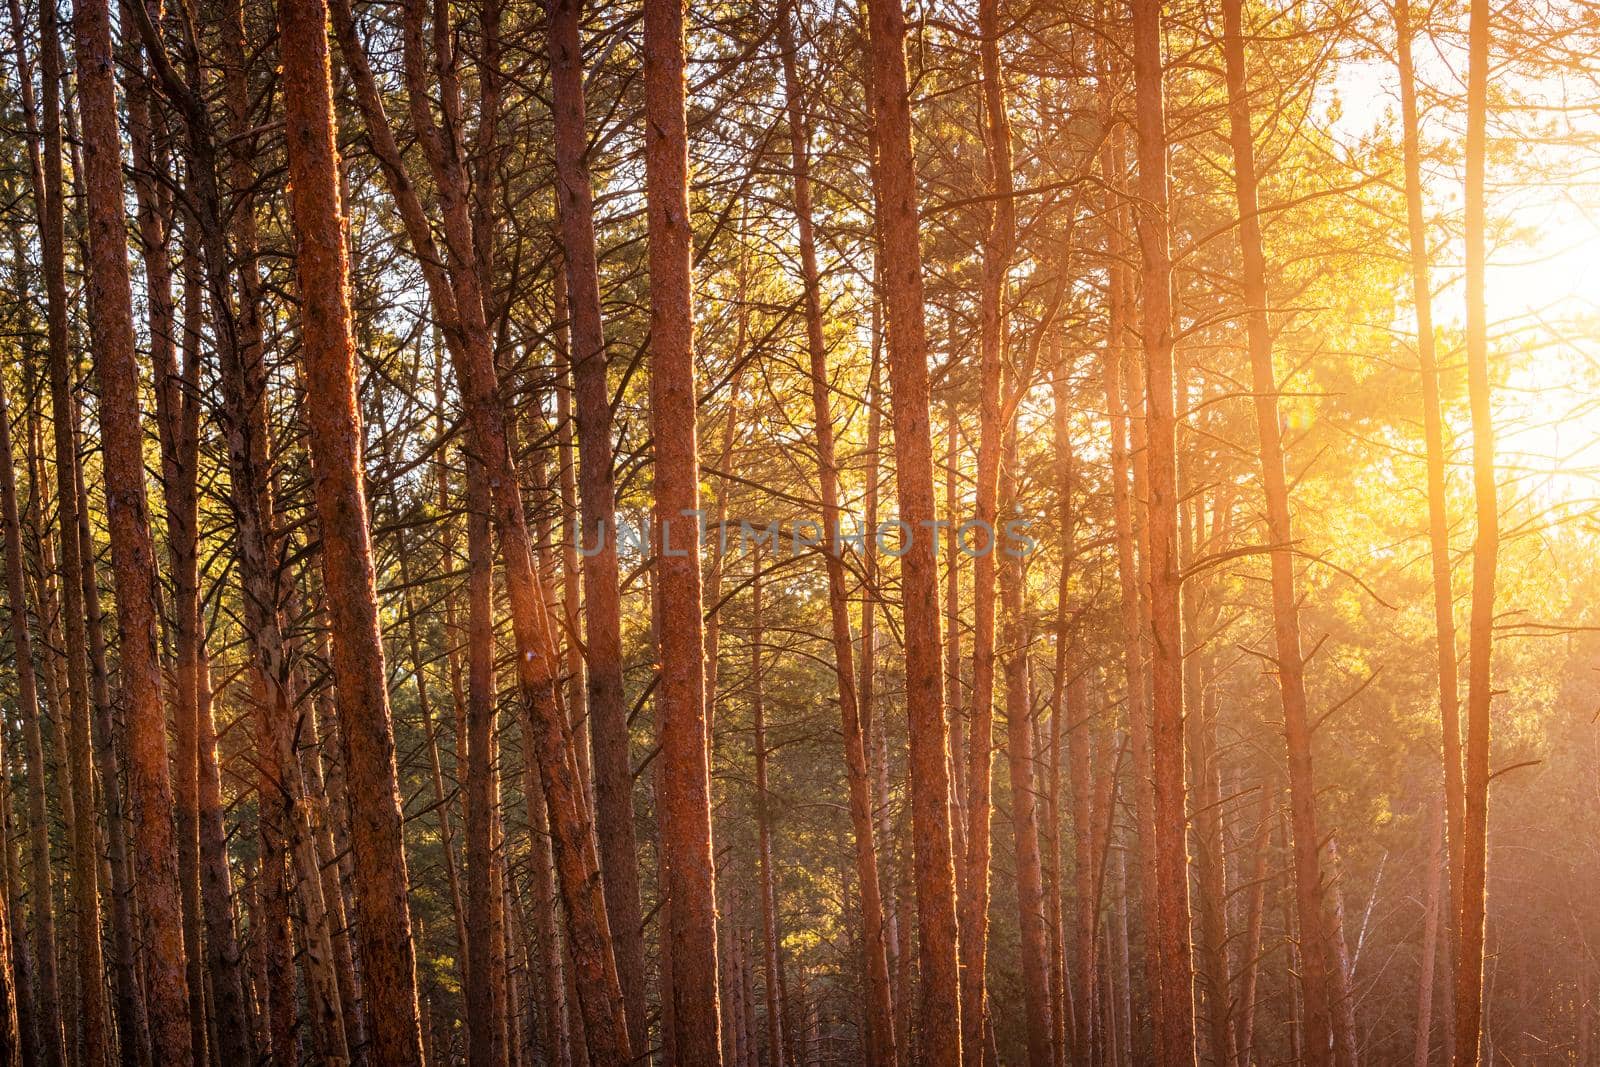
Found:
779,1 -> 895,1059
208,4 -> 350,1053
129,0 -> 350,1051
1452,0 -> 1496,1056
121,12 -> 198,1059
641,0 -> 723,1061
278,0 -> 424,1059
243,855 -> 268,1051
1130,0 -> 1197,1058
546,4 -> 648,1047
75,0 -> 194,1053
862,0 -> 964,1060
258,708 -> 295,1058
36,3 -> 114,1060
1218,5 -> 1344,1061
27,523 -> 77,1061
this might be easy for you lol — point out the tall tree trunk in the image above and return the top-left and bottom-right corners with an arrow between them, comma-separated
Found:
961,0 -> 1017,1050
75,372 -> 150,1067
1393,0 -> 1464,974
1181,489 -> 1232,1067
464,455 -> 509,1067
1099,90 -> 1163,1056
862,0 -> 964,1059
525,726 -> 574,1067
864,327 -> 909,1067
779,0 -> 896,1058
75,0 -> 194,1053
1047,354 -> 1076,1067
1218,4 -> 1343,1061
1002,438 -> 1052,1067
1185,656 -> 1233,1067
749,561 -> 787,1067
301,672 -> 368,1067
0,747 -> 29,1067
1453,0 -> 1496,1055
1130,0 -> 1197,1059
943,396 -> 967,847
279,0 -> 424,1058
1232,784 -> 1273,1067
1415,799 -> 1445,1067
33,537 -> 78,1064
36,3 -> 114,1060
546,3 -> 649,1047
121,11 -> 201,1060
641,0 -> 722,1060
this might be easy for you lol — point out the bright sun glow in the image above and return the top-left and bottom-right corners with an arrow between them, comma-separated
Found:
1334,60 -> 1600,504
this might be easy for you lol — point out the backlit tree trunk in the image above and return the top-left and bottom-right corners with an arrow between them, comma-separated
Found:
1415,799 -> 1445,1067
546,3 -> 648,1046
1129,0 -> 1197,1058
122,11 -> 199,1058
279,0 -> 424,1058
41,4 -> 114,1059
464,453 -> 509,1067
961,0 -> 1015,1054
863,0 -> 964,1059
1001,427 -> 1052,1066
74,0 -> 194,1053
1232,784 -> 1273,1065
1453,0 -> 1497,1056
1394,9 -> 1464,1050
1099,80 -> 1163,1053
642,0 -> 722,1058
1218,3 -> 1345,1060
